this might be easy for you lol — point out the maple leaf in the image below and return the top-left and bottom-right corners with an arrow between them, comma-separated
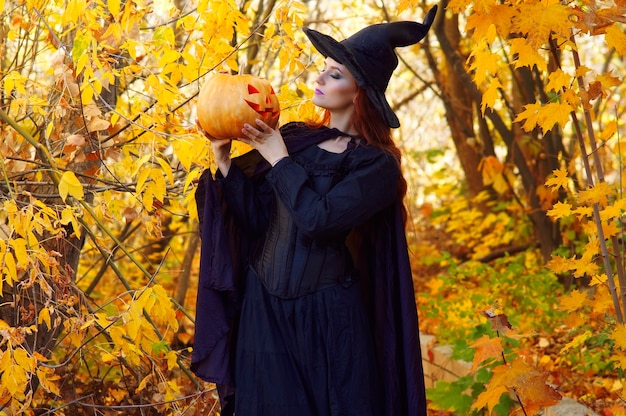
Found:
577,181 -> 615,206
558,289 -> 588,312
471,335 -> 504,371
538,102 -> 574,132
600,204 -> 623,221
546,68 -> 572,92
514,1 -> 573,48
547,201 -> 572,220
573,206 -> 594,220
592,288 -> 617,315
481,358 -> 561,414
546,255 -> 572,274
467,14 -> 497,45
481,78 -> 502,114
509,38 -> 547,71
602,220 -> 621,239
605,24 -> 626,56
510,364 -> 562,414
572,256 -> 600,278
472,384 -> 509,414
589,273 -> 608,286
469,45 -> 501,85
612,324 -> 626,351
514,102 -> 541,131
545,167 -> 570,190
600,120 -> 618,142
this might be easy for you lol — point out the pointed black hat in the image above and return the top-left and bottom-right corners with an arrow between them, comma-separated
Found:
303,6 -> 437,128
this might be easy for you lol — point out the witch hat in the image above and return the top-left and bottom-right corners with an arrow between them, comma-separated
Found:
304,6 -> 437,128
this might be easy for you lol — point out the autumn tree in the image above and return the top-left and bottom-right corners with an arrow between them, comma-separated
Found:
421,0 -> 626,412
0,0 -> 313,412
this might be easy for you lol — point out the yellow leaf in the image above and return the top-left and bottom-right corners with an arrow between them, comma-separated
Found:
10,238 -> 28,269
577,181 -> 615,207
589,274 -> 607,286
546,68 -> 572,92
108,0 -> 121,17
509,38 -> 546,71
539,102 -> 573,132
14,348 -> 35,372
481,78 -> 502,114
545,168 -> 570,190
572,256 -> 600,278
136,374 -> 151,393
156,157 -> 174,186
546,255 -> 571,274
166,350 -> 178,370
3,252 -> 18,286
602,220 -> 621,239
515,102 -> 541,131
38,307 -> 52,331
60,207 -> 82,239
469,45 -> 500,85
36,366 -> 60,395
1,359 -> 29,397
466,14 -> 497,45
547,201 -> 572,220
612,324 -> 626,350
573,206 -> 593,220
58,171 -> 84,202
101,352 -> 117,362
600,120 -> 617,142
605,24 -> 626,56
559,289 -> 588,312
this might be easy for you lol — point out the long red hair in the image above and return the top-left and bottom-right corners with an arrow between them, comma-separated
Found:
308,87 -> 408,222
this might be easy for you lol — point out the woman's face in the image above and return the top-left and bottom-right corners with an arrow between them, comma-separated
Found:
311,57 -> 358,112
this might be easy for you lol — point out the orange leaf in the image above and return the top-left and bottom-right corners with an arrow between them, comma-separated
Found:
489,358 -> 561,415
471,335 -> 504,371
472,384 -> 508,413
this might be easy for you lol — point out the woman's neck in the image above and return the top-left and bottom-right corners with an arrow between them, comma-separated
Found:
328,112 -> 357,136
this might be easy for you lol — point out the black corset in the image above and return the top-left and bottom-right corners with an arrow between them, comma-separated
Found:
253,193 -> 355,299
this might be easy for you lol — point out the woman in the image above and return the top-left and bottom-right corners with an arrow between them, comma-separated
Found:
192,7 -> 437,416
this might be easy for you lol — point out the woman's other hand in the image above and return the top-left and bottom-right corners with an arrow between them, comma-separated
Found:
239,119 -> 288,167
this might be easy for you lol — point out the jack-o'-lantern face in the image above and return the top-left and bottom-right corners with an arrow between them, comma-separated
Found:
244,84 -> 281,120
197,74 -> 281,140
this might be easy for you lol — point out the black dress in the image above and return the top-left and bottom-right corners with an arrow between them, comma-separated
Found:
218,141 -> 398,415
191,123 -> 427,416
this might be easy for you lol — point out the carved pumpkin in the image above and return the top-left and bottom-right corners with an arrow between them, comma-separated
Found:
197,73 -> 281,140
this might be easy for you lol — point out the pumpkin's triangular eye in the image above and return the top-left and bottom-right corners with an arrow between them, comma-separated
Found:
248,84 -> 260,94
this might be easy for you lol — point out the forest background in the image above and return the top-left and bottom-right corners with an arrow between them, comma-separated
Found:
1,0 -> 626,414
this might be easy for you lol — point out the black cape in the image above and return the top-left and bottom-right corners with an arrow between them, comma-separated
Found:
191,122 -> 426,415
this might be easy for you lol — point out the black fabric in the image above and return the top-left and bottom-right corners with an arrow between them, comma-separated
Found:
192,122 -> 426,415
303,6 -> 437,128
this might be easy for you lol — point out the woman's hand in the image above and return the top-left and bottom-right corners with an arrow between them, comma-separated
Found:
196,120 -> 232,176
239,119 -> 288,167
